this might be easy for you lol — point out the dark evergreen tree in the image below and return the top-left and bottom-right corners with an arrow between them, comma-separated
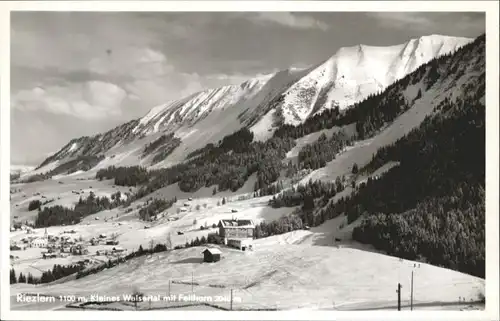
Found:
28,200 -> 42,211
35,188 -> 129,227
138,198 -> 175,221
10,269 -> 17,284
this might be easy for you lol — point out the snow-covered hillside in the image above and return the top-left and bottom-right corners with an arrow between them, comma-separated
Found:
30,34 -> 471,174
10,242 -> 485,311
298,35 -> 484,184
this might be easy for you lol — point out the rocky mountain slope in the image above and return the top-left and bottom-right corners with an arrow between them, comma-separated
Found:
29,34 -> 471,176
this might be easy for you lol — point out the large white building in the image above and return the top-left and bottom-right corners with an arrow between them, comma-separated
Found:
31,238 -> 48,248
218,219 -> 255,250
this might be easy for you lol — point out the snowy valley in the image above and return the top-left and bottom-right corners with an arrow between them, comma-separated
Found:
9,33 -> 486,312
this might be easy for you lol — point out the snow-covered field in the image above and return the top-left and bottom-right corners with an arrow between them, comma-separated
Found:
9,170 -> 485,311
10,160 -> 485,312
9,177 -> 297,278
10,177 -> 135,224
10,84 -> 485,312
10,240 -> 485,311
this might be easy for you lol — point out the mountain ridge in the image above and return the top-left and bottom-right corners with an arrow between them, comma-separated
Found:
28,34 -> 472,176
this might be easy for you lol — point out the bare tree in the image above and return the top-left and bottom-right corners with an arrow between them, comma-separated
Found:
165,232 -> 172,250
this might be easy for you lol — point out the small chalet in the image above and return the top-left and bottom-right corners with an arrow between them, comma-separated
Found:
42,252 -> 57,259
112,247 -> 126,253
202,248 -> 222,263
71,244 -> 88,255
10,244 -> 25,251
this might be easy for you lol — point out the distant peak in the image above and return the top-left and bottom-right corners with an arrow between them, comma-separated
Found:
331,35 -> 472,59
412,34 -> 472,43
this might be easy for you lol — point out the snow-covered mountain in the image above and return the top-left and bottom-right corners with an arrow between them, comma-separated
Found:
263,34 -> 472,126
10,165 -> 35,175
31,34 -> 472,174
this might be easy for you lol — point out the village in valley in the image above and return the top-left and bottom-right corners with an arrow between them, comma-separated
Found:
10,225 -> 125,260
8,179 -> 268,290
8,170 -> 486,311
10,205 -> 255,267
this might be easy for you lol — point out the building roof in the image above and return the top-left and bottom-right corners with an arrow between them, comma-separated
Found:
219,219 -> 255,228
202,248 -> 222,255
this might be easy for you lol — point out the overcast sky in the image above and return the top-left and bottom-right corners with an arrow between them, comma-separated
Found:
10,12 -> 485,166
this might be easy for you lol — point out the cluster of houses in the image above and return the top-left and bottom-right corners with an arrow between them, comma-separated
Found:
90,233 -> 119,246
89,233 -> 127,256
10,224 -> 35,233
11,225 -> 129,254
11,228 -> 92,259
95,247 -> 127,256
11,228 -> 130,260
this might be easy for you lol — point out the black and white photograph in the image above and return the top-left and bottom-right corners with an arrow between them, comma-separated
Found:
1,1 -> 499,320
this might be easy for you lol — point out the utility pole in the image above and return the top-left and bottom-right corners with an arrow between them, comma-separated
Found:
192,271 -> 194,293
168,279 -> 171,297
230,288 -> 233,311
396,283 -> 402,311
410,270 -> 414,310
410,263 -> 420,311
